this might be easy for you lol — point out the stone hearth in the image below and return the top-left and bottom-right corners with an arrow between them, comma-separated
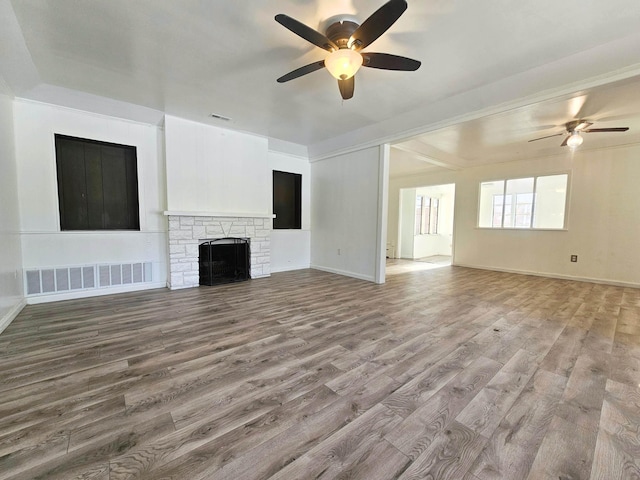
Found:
167,215 -> 270,289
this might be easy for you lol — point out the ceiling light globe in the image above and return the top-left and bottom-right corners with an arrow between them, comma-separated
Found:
567,132 -> 584,148
325,48 -> 363,80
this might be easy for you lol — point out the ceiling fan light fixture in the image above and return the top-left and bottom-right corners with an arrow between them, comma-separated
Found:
567,131 -> 584,148
325,48 -> 363,80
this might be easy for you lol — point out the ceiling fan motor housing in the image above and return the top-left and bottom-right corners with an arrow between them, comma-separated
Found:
566,120 -> 591,132
325,20 -> 360,48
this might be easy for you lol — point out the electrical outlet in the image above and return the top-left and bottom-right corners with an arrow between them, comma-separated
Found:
337,248 -> 341,255
570,255 -> 578,262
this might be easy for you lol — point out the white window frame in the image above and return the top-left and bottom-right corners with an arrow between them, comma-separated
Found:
477,172 -> 570,230
415,195 -> 439,235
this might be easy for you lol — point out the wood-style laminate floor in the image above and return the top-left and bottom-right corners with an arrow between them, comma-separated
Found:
1,265 -> 639,479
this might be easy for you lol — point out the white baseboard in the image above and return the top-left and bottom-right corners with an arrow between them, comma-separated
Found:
0,298 -> 27,335
271,264 -> 311,274
26,282 -> 167,304
167,283 -> 198,291
453,263 -> 640,289
310,264 -> 375,283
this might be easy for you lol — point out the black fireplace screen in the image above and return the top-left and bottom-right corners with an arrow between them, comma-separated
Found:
199,238 -> 250,286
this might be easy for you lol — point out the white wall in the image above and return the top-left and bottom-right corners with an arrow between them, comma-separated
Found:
390,144 -> 640,286
0,95 -> 24,332
13,100 -> 168,298
269,150 -> 311,273
398,188 -> 416,259
164,115 -> 269,215
311,146 -> 387,282
414,234 -> 450,259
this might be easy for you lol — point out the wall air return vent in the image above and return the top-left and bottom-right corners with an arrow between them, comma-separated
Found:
98,263 -> 152,287
25,262 -> 153,296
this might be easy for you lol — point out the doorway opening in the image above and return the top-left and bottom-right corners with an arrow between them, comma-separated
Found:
387,183 -> 455,276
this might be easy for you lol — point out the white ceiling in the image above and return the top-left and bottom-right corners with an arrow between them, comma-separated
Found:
2,0 -> 640,161
390,76 -> 640,176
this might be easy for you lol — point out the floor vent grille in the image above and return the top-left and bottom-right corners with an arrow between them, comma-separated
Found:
25,262 -> 153,296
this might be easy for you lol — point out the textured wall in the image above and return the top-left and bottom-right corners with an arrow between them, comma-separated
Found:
168,215 -> 271,289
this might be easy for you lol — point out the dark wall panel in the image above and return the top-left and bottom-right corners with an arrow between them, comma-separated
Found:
56,139 -> 88,230
273,170 -> 302,230
55,135 -> 139,231
84,143 -> 104,230
101,145 -> 129,229
124,148 -> 140,230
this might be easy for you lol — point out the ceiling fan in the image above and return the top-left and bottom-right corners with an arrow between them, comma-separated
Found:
275,0 -> 421,100
528,120 -> 629,148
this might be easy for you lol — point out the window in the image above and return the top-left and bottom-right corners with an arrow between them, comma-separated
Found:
415,195 -> 439,235
478,174 -> 568,229
55,135 -> 140,231
273,170 -> 302,229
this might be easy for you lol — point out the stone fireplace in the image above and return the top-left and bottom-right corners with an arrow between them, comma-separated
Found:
167,215 -> 270,289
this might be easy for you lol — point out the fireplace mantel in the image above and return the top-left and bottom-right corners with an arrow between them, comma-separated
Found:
164,210 -> 274,219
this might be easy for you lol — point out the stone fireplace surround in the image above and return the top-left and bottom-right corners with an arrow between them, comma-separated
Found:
167,214 -> 271,289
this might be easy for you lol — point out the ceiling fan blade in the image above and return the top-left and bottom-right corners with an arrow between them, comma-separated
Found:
349,0 -> 408,50
362,52 -> 421,71
560,135 -> 571,147
584,127 -> 630,133
277,61 -> 325,83
338,77 -> 354,100
528,133 -> 564,143
275,14 -> 337,52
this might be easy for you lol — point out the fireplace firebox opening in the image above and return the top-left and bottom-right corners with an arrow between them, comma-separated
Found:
199,237 -> 250,286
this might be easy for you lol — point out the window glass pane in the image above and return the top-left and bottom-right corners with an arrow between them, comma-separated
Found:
421,197 -> 431,234
515,193 -> 534,228
492,195 -> 504,228
479,181 -> 505,227
415,195 -> 422,235
533,174 -> 568,229
431,198 -> 439,234
505,178 -> 534,228
503,195 -> 513,228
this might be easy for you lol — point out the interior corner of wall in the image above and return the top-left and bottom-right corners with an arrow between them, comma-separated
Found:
0,298 -> 27,335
